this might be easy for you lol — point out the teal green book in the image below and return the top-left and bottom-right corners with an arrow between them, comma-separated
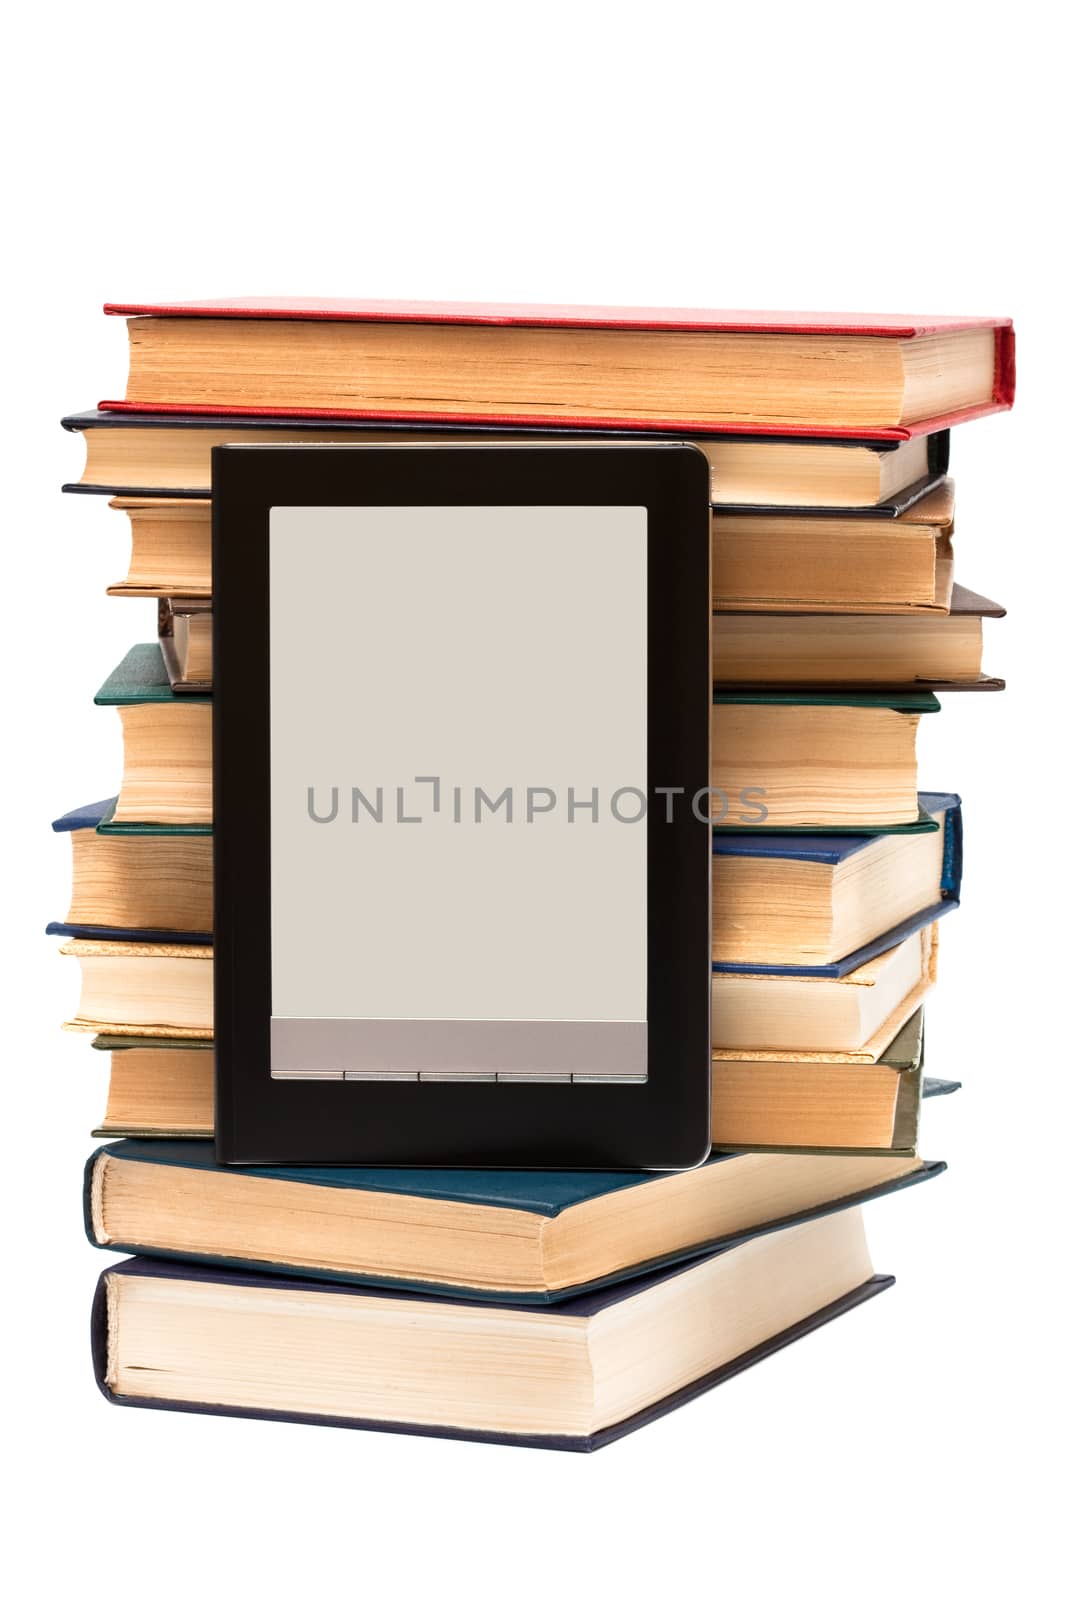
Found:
84,1136 -> 944,1304
713,690 -> 941,711
713,688 -> 939,832
98,649 -> 940,717
95,642 -> 208,705
94,645 -> 210,833
96,646 -> 938,833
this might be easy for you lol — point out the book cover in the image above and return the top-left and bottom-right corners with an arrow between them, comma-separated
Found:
98,297 -> 1015,441
60,407 -> 951,507
94,642 -> 203,706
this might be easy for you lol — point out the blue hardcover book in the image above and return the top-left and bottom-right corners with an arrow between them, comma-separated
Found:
711,792 -> 961,976
84,1136 -> 943,1304
92,1217 -> 893,1450
47,797 -> 212,944
51,793 -> 961,975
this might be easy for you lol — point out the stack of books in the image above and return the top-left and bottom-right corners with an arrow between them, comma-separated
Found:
54,299 -> 1013,1448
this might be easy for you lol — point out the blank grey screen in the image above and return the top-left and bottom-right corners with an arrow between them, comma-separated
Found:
269,504 -> 648,1081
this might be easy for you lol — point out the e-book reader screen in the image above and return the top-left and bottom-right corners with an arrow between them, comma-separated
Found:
268,504 -> 649,1083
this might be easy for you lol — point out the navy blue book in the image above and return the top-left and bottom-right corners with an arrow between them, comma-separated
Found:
50,792 -> 959,974
47,798 -> 211,944
712,792 -> 961,975
92,1206 -> 892,1450
84,1136 -> 942,1303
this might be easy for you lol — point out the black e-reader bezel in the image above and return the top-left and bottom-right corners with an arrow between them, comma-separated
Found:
214,444 -> 710,1167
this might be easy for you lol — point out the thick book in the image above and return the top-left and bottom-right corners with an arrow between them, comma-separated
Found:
101,473 -> 953,609
98,299 -> 1014,437
712,690 -> 940,830
94,644 -> 210,826
713,477 -> 957,614
105,496 -> 213,597
96,642 -> 940,831
84,1133 -> 938,1301
711,1005 -> 931,1154
92,1034 -> 214,1137
85,997 -> 940,1147
711,926 -> 936,1053
56,783 -> 957,967
712,583 -> 1005,690
712,793 -> 962,973
47,797 -> 211,943
92,1210 -> 893,1449
62,940 -> 212,1038
62,407 -> 949,508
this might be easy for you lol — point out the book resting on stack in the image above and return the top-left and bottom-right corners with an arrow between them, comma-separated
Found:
54,297 -> 1012,1447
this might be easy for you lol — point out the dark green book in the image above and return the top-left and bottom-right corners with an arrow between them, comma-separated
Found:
712,689 -> 940,831
93,645 -> 210,830
94,642 -> 208,705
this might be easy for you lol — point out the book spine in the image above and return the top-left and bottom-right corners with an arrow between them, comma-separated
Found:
90,1264 -> 111,1401
941,801 -> 964,898
82,1149 -> 103,1249
929,430 -> 951,477
994,325 -> 1017,408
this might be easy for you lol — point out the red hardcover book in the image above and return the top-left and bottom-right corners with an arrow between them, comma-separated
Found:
100,298 -> 1015,440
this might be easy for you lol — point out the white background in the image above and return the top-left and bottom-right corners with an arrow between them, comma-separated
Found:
3,3 -> 1062,1594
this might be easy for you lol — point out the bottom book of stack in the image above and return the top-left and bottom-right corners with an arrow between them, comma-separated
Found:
88,1146 -> 942,1450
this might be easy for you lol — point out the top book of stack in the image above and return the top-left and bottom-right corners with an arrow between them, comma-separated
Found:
98,299 -> 1015,439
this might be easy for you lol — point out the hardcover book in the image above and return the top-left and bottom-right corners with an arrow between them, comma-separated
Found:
712,794 -> 961,972
62,939 -> 212,1038
711,477 -> 957,613
713,927 -> 937,1053
94,643 -> 940,832
711,1004 -> 930,1154
94,644 -> 210,826
105,474 -> 953,606
92,1210 -> 892,1449
83,1135 -> 942,1301
712,584 -> 1005,690
47,798 -> 211,941
98,299 -> 1015,437
712,691 -> 940,829
92,1035 -> 214,1137
62,408 -> 950,508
